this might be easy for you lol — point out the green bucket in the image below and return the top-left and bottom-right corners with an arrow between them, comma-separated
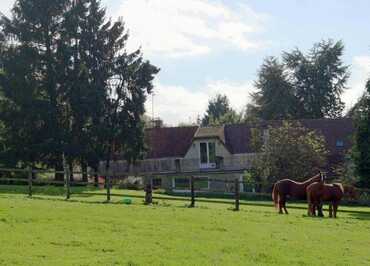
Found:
122,198 -> 132,205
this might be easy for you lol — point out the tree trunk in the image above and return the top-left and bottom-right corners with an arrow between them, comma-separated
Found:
69,162 -> 74,182
31,162 -> 36,180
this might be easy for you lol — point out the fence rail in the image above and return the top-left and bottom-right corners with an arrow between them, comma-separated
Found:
1,167 -> 369,210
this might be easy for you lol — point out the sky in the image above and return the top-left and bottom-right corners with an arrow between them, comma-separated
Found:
1,0 -> 370,125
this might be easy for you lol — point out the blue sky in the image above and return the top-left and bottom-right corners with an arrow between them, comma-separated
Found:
1,0 -> 370,125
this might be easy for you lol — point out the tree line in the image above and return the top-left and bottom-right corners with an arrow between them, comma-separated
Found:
201,39 -> 350,126
0,1 -> 368,187
0,0 -> 159,180
199,40 -> 369,188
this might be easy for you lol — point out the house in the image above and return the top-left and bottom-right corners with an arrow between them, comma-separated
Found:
106,118 -> 354,193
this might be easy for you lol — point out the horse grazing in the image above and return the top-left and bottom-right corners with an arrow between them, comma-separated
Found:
306,182 -> 344,218
272,173 -> 323,214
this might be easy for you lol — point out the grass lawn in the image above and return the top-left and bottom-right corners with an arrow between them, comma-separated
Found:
0,186 -> 370,265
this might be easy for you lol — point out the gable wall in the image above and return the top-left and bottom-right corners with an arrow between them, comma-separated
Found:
184,138 -> 232,160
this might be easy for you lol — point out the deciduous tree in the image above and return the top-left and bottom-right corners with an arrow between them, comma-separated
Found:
251,121 -> 328,185
283,40 -> 349,118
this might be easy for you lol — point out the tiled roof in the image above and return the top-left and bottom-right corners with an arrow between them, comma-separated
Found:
144,118 -> 354,159
225,118 -> 354,154
144,126 -> 198,159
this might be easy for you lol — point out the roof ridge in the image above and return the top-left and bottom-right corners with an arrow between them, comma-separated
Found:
145,125 -> 199,131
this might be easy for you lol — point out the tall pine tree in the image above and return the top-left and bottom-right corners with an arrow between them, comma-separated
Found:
252,57 -> 299,120
0,0 -> 159,178
202,94 -> 235,126
0,0 -> 69,176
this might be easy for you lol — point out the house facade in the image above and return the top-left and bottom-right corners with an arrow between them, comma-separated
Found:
106,118 -> 354,193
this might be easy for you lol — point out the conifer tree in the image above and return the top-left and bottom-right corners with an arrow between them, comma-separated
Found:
0,0 -> 159,178
252,57 -> 298,120
353,80 -> 370,187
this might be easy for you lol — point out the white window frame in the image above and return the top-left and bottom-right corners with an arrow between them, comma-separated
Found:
199,141 -> 216,169
195,176 -> 210,190
172,177 -> 190,192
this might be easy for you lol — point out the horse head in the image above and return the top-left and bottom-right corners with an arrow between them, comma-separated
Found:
319,171 -> 327,183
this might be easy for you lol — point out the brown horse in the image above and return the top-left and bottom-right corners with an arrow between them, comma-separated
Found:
306,182 -> 344,218
272,172 -> 323,214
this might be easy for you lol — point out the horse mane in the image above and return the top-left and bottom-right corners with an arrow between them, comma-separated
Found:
301,173 -> 320,185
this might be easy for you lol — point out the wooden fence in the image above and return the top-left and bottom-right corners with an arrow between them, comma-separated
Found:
1,167 -> 369,210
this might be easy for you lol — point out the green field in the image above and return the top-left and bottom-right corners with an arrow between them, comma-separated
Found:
0,186 -> 370,266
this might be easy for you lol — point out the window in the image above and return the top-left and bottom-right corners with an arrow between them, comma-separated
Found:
208,143 -> 216,164
199,142 -> 216,169
200,143 -> 208,164
175,159 -> 181,172
172,177 -> 209,191
173,178 -> 190,190
194,177 -> 209,190
336,140 -> 344,147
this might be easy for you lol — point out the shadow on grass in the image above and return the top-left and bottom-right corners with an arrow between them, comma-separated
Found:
348,212 -> 370,220
0,185 -> 100,197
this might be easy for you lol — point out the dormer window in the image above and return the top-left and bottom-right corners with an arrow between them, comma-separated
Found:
336,139 -> 344,147
200,142 -> 216,169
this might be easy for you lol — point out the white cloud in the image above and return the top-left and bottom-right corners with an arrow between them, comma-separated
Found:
0,0 -> 13,17
146,79 -> 254,126
115,0 -> 267,57
344,56 -> 370,110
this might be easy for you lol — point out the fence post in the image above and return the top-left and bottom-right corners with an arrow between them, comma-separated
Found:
145,178 -> 153,204
190,176 -> 195,208
65,166 -> 70,200
106,175 -> 111,202
27,167 -> 32,197
234,178 -> 240,211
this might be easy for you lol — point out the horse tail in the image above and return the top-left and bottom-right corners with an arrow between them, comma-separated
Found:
272,183 -> 279,209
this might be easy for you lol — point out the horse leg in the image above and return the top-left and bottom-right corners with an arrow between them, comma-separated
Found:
278,201 -> 283,214
308,202 -> 316,216
307,194 -> 314,216
278,195 -> 285,214
329,204 -> 333,218
283,201 -> 288,214
317,202 -> 324,217
333,203 -> 338,218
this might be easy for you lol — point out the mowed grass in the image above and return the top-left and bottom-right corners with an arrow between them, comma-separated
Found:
0,186 -> 370,265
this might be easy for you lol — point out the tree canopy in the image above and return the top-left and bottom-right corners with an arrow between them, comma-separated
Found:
201,94 -> 243,126
251,121 -> 328,186
352,80 -> 370,187
0,0 -> 159,177
252,57 -> 298,120
251,40 -> 349,120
